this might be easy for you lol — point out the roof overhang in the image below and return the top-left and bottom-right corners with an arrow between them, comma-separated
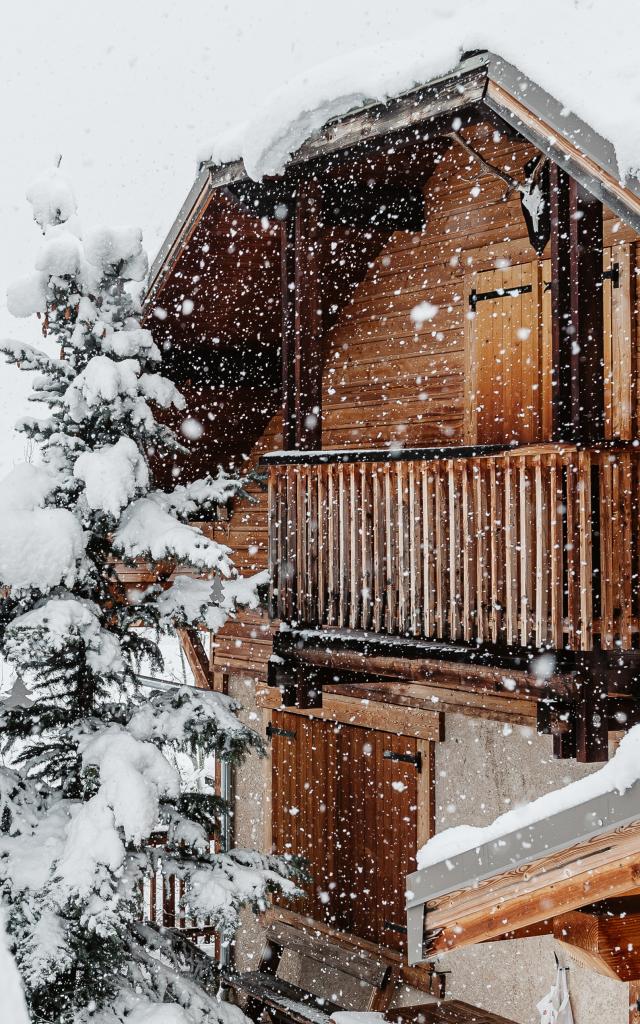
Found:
148,49 -> 640,302
405,780 -> 640,965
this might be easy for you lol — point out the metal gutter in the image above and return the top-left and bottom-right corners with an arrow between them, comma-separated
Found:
405,778 -> 640,965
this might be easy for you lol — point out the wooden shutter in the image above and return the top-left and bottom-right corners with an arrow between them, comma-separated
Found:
603,242 -> 636,439
270,711 -> 422,951
465,262 -> 543,445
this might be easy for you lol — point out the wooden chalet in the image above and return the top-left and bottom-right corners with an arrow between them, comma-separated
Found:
139,50 -> 640,1024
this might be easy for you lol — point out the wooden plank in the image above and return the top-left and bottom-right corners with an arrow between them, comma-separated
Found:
408,460 -> 420,637
397,462 -> 408,634
338,464 -> 348,627
461,461 -> 473,642
176,627 -> 212,690
548,452 -> 563,648
320,692 -> 443,741
504,455 -> 516,645
488,458 -> 500,643
474,460 -> 487,643
447,460 -> 460,639
317,465 -> 326,625
349,463 -> 359,629
294,184 -> 323,449
577,450 -> 593,650
427,830 -> 640,956
372,466 -> 384,633
265,921 -> 390,985
463,271 -> 478,444
384,463 -> 394,633
327,464 -> 337,626
416,739 -> 436,852
422,463 -> 435,638
361,464 -> 373,631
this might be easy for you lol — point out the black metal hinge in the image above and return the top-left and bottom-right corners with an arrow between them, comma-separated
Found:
603,262 -> 620,288
469,283 -> 532,311
383,920 -> 407,934
383,749 -> 422,772
266,723 -> 296,740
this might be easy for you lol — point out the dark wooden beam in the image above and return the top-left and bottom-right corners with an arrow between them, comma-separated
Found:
176,627 -> 212,690
280,210 -> 297,450
575,652 -> 609,763
293,183 -> 323,449
320,181 -> 425,232
550,164 -> 605,443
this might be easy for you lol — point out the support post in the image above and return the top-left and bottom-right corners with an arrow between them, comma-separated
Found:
575,652 -> 609,763
550,165 -> 604,443
280,209 -> 297,451
294,183 -> 323,449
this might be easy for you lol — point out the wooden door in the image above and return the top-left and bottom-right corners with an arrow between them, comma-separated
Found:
465,263 -> 543,445
270,711 -> 421,950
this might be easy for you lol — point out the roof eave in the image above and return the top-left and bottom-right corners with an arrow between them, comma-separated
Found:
148,49 -> 640,301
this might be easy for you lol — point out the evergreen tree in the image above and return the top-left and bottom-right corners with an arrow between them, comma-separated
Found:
0,168 -> 298,1024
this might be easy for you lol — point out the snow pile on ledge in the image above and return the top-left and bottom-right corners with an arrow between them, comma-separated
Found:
203,0 -> 640,183
417,724 -> 640,870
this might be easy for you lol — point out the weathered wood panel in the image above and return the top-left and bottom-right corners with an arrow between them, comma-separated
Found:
320,125 -> 639,452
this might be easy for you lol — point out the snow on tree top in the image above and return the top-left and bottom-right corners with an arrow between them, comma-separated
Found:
202,0 -> 640,183
26,167 -> 77,231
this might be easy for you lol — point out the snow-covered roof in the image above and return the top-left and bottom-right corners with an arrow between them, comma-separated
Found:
150,10 -> 640,294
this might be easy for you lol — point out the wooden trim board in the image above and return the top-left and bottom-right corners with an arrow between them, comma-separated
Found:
257,684 -> 444,741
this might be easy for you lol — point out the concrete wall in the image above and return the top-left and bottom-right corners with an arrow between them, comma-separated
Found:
227,675 -> 630,1023
433,715 -> 628,1023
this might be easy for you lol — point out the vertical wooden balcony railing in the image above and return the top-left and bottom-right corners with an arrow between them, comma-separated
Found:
142,833 -> 220,949
266,444 -> 640,652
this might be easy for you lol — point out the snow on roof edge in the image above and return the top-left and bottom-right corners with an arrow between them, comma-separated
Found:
151,8 -> 640,296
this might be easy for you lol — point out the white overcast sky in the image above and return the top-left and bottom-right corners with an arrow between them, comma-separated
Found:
0,0 -> 443,473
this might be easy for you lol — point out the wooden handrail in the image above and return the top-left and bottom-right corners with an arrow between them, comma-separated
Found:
268,444 -> 640,653
260,439 -> 640,467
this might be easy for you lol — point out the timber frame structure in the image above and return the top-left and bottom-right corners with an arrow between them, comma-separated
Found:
135,46 -> 640,1024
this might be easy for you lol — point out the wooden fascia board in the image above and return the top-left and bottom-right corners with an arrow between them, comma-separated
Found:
406,779 -> 640,964
146,165 -> 214,302
484,58 -> 640,235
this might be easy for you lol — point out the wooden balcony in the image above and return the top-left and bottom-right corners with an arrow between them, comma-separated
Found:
265,443 -> 640,653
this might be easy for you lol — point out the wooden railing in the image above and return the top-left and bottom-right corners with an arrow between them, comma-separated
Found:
142,834 -> 219,949
266,444 -> 640,652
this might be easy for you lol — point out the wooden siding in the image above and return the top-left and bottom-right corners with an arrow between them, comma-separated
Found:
320,125 -> 640,450
209,411 -> 282,680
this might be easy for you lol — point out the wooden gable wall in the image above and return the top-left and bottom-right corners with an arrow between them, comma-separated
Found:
320,123 -> 640,450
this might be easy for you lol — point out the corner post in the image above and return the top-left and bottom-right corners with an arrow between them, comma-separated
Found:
550,165 -> 604,443
294,181 -> 323,449
280,207 -> 297,451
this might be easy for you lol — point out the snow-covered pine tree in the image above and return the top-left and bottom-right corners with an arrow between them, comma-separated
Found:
0,168 -> 299,1024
